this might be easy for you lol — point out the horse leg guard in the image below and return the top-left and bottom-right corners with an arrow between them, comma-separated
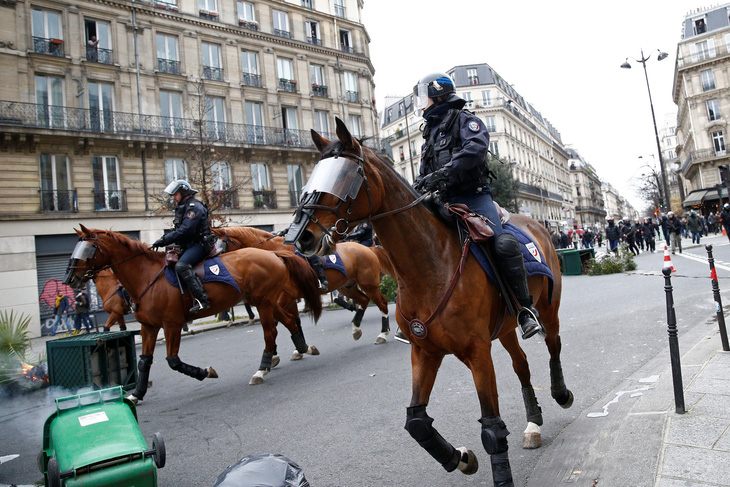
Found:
334,296 -> 357,312
550,359 -> 574,407
259,350 -> 274,372
352,307 -> 365,327
405,404 -> 461,472
381,315 -> 390,334
479,416 -> 513,487
132,355 -> 153,400
290,331 -> 309,354
521,386 -> 543,425
166,355 -> 208,381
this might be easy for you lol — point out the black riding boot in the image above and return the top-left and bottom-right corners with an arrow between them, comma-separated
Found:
494,234 -> 540,340
307,254 -> 329,291
177,263 -> 210,314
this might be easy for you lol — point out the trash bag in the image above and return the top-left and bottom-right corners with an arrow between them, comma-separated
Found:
213,453 -> 309,487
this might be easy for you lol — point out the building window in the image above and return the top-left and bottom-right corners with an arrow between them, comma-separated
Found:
344,72 -> 358,103
314,110 -> 329,135
88,81 -> 114,133
707,99 -> 721,121
481,90 -> 492,107
306,20 -> 321,45
35,75 -> 65,128
301,0 -> 313,8
339,29 -> 352,53
237,1 -> 255,21
251,163 -> 269,190
467,68 -> 478,85
348,115 -> 361,138
245,101 -> 264,143
462,92 -> 472,107
287,164 -> 303,206
484,116 -> 496,132
701,69 -> 715,91
84,20 -> 112,64
241,50 -> 260,86
273,10 -> 290,38
198,0 -> 218,18
334,0 -> 345,18
156,34 -> 180,74
32,8 -> 63,56
694,18 -> 706,35
693,39 -> 714,62
399,146 -> 404,161
206,96 -> 226,140
310,64 -> 327,96
92,156 -> 123,211
39,154 -> 74,212
165,159 -> 187,183
489,141 -> 499,157
277,58 -> 296,92
211,162 -> 230,190
201,42 -> 223,80
712,131 -> 726,155
280,106 -> 300,145
160,90 -> 182,135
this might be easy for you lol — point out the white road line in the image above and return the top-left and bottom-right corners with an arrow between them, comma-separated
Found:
672,251 -> 730,273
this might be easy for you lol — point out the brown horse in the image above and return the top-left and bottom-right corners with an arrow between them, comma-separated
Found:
213,226 -> 391,344
64,225 -> 323,400
288,119 -> 573,486
93,269 -> 129,332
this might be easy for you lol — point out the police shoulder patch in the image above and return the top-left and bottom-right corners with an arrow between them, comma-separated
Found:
468,121 -> 480,132
186,210 -> 196,219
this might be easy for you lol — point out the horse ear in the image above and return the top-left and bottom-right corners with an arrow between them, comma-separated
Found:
335,117 -> 356,150
310,129 -> 330,153
79,223 -> 90,235
74,228 -> 83,236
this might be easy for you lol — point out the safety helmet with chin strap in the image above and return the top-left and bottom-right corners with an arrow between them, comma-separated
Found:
413,72 -> 462,115
163,179 -> 198,197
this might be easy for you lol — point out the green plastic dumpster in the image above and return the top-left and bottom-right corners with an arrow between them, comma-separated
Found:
556,248 -> 595,275
46,331 -> 138,392
39,387 -> 165,487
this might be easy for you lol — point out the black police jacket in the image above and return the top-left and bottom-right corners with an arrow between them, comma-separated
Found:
605,224 -> 620,241
160,196 -> 212,249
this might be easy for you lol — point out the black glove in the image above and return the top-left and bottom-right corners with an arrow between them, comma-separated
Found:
415,168 -> 449,193
151,238 -> 165,250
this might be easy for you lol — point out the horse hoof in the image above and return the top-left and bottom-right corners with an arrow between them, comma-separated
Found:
126,394 -> 139,405
522,432 -> 542,449
249,376 -> 264,385
308,345 -> 320,356
207,367 -> 218,379
291,351 -> 303,361
558,390 -> 574,409
374,333 -> 387,345
352,327 -> 362,341
456,447 -> 478,475
271,355 -> 280,368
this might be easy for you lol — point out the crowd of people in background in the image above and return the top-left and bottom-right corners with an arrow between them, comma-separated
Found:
49,288 -> 98,336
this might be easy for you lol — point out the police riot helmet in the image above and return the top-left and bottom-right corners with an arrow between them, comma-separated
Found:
413,73 -> 461,114
163,179 -> 198,197
725,203 -> 730,209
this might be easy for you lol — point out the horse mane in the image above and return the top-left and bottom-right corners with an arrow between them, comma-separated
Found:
221,226 -> 274,245
99,230 -> 163,263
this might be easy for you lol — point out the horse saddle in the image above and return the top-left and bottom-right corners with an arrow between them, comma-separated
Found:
164,256 -> 241,293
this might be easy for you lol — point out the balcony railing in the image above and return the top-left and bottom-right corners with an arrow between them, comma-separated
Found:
203,66 -> 224,81
199,10 -> 219,21
33,37 -> 64,57
86,47 -> 113,64
242,72 -> 261,87
340,45 -> 354,54
93,189 -> 127,211
312,85 -> 328,97
158,58 -> 181,75
0,99 -> 389,153
274,29 -> 291,39
39,189 -> 77,212
253,189 -> 277,209
279,79 -> 297,92
289,189 -> 302,207
345,91 -> 359,103
212,189 -> 238,209
307,36 -> 322,46
238,20 -> 258,30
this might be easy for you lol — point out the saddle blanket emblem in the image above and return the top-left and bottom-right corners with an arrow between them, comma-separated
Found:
410,320 -> 427,338
525,242 -> 542,263
209,264 -> 220,276
328,255 -> 337,264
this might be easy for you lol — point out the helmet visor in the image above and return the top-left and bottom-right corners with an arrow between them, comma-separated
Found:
413,83 -> 430,112
302,156 -> 363,201
163,181 -> 181,196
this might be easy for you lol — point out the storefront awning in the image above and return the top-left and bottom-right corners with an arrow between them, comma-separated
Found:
683,190 -> 707,207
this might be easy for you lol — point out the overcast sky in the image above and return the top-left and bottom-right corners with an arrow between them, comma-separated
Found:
362,1 -> 699,209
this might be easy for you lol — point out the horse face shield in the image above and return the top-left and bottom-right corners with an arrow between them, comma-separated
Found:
63,240 -> 96,286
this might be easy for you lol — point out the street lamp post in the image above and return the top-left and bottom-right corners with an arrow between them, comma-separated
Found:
621,48 -> 671,212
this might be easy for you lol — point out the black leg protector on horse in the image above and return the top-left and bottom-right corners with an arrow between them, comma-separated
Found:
381,316 -> 390,334
405,404 -> 461,472
352,307 -> 365,327
133,354 -> 153,400
479,416 -> 513,487
521,386 -> 543,425
259,350 -> 274,371
166,354 -> 208,381
334,296 -> 357,312
550,359 -> 571,405
290,331 -> 309,354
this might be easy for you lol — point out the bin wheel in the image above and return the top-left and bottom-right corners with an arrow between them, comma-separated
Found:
47,457 -> 61,487
37,451 -> 44,474
152,432 -> 166,468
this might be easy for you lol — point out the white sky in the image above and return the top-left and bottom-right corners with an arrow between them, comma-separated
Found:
362,1 -> 701,209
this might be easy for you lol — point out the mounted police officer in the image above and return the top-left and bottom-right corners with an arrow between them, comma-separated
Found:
412,72 -> 540,340
344,222 -> 374,247
152,180 -> 214,313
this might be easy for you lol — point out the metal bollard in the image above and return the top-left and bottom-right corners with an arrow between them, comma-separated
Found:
662,267 -> 686,414
705,245 -> 730,351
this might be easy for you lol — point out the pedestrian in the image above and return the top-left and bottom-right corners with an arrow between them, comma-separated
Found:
642,217 -> 657,253
50,291 -> 72,336
667,211 -> 683,254
151,180 -> 216,313
660,213 -> 670,243
634,219 -> 644,251
412,71 -> 539,339
622,218 -> 640,256
708,212 -> 717,234
605,216 -> 620,254
571,228 -> 581,249
596,229 -> 603,247
550,229 -> 560,249
720,203 -> 730,243
687,210 -> 702,245
559,230 -> 570,249
73,288 -> 94,334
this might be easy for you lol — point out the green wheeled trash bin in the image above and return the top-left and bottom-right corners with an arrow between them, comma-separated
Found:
557,248 -> 595,275
39,386 -> 165,487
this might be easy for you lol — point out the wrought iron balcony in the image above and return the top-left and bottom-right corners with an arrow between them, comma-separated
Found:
93,189 -> 127,211
312,85 -> 328,97
345,91 -> 359,103
274,29 -> 291,39
33,37 -> 64,57
238,20 -> 258,30
158,59 -> 181,75
253,189 -> 277,209
212,189 -> 238,209
307,36 -> 322,46
279,79 -> 297,93
340,45 -> 354,54
199,10 -> 219,21
203,66 -> 224,81
242,72 -> 261,87
39,189 -> 77,212
86,47 -> 113,64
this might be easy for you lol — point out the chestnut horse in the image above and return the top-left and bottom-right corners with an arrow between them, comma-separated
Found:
288,119 -> 573,486
93,269 -> 129,331
64,225 -> 323,400
213,226 -> 391,344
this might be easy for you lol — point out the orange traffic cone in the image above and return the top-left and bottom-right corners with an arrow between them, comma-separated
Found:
724,226 -> 727,236
663,244 -> 676,273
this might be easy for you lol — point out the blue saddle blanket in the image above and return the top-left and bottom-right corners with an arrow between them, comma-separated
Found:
466,223 -> 554,304
294,251 -> 347,278
165,256 -> 241,293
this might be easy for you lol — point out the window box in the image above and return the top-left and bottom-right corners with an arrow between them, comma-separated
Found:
50,38 -> 63,45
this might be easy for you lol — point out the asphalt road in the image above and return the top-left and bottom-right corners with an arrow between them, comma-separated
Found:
3,236 -> 730,486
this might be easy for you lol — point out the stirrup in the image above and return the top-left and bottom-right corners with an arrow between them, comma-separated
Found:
518,308 -> 540,340
190,298 -> 210,313
394,328 -> 410,344
318,280 -> 329,291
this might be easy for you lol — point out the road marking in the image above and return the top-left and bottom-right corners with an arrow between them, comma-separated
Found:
673,251 -> 730,272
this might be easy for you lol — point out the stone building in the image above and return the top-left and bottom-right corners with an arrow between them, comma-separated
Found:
567,148 -> 606,228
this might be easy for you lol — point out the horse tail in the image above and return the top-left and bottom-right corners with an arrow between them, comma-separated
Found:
371,246 -> 395,277
274,251 -> 323,322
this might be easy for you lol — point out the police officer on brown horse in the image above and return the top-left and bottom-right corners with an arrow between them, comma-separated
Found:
152,180 -> 214,313
413,72 -> 540,340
